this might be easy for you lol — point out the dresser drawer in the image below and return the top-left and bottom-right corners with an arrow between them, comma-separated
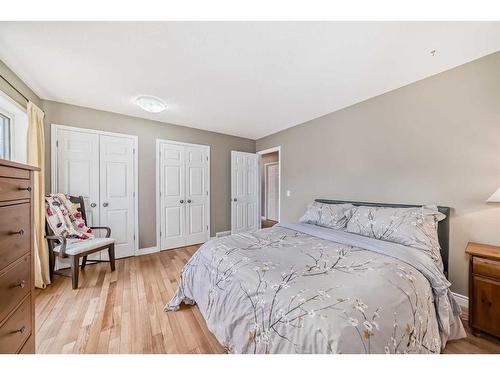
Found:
0,203 -> 31,270
0,296 -> 32,354
0,256 -> 31,322
0,177 -> 32,202
473,256 -> 500,279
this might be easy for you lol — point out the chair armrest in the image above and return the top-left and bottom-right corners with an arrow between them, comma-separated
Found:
90,226 -> 111,238
45,235 -> 68,258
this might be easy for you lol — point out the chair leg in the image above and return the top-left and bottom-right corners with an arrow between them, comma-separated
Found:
108,244 -> 116,272
49,247 -> 56,280
81,255 -> 88,270
71,256 -> 80,289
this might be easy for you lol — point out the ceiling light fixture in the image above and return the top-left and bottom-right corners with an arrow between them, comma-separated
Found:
135,95 -> 166,113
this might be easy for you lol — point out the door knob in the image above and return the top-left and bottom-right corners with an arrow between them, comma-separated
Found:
90,203 -> 97,208
180,200 -> 184,203
233,198 -> 237,202
103,202 -> 109,207
187,199 -> 192,203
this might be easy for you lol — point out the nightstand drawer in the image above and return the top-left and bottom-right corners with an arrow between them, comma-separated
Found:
473,257 -> 500,279
471,275 -> 500,337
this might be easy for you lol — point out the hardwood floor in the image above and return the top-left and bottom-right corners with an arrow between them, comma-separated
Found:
261,219 -> 278,228
35,245 -> 500,354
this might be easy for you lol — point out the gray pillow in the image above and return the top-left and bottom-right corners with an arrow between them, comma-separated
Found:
317,203 -> 354,229
298,201 -> 322,224
346,205 -> 445,264
299,202 -> 353,230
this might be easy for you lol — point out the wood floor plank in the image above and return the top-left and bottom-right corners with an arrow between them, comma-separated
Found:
35,246 -> 500,354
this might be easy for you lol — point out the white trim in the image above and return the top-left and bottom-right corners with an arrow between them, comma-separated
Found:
257,146 -> 281,222
135,246 -> 159,257
156,138 -> 211,252
51,123 -> 139,256
215,230 -> 231,238
452,292 -> 469,308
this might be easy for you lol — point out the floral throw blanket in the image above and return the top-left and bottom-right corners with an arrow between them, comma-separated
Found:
45,193 -> 94,240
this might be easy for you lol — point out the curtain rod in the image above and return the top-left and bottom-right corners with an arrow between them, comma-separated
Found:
0,73 -> 30,103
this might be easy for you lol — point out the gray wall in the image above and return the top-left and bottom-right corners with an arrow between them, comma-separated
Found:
42,100 -> 255,248
0,60 -> 41,107
257,51 -> 500,296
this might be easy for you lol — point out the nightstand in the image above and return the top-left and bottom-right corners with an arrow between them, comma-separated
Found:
465,242 -> 500,338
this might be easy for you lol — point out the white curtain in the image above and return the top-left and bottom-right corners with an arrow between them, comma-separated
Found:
27,101 -> 50,288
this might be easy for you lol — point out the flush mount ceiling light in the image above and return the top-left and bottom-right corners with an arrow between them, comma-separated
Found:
135,95 -> 166,113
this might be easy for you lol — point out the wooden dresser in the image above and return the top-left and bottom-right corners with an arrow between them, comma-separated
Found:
466,242 -> 500,338
0,159 -> 39,354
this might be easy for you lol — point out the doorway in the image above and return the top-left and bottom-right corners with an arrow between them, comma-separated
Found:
257,146 -> 281,228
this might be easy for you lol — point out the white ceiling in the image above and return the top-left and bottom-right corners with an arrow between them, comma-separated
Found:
1,22 -> 500,140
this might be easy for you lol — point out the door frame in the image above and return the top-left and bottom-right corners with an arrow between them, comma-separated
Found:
50,124 -> 139,254
257,145 -> 281,222
264,161 -> 279,221
155,138 -> 211,252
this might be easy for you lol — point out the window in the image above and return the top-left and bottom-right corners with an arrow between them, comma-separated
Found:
0,111 -> 11,159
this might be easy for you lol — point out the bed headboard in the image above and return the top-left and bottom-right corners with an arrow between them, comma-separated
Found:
315,199 -> 451,278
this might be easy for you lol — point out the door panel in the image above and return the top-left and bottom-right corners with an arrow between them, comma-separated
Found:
56,129 -> 100,263
56,129 -> 100,227
160,143 -> 186,249
231,151 -> 259,234
99,135 -> 136,259
184,146 -> 209,245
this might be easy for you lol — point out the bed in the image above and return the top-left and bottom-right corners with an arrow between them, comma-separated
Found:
165,199 -> 466,354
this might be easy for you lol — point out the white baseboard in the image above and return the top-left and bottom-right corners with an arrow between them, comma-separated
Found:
452,292 -> 469,308
135,246 -> 159,256
215,230 -> 231,238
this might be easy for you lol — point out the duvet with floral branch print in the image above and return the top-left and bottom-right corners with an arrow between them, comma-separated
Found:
166,226 -> 458,354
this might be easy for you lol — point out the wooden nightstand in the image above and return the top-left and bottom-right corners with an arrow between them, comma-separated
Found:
466,242 -> 500,338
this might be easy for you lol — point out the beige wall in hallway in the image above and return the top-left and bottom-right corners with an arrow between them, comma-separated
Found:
257,51 -> 500,296
42,100 -> 256,248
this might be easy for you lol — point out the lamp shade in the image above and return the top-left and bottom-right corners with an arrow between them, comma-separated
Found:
486,187 -> 500,203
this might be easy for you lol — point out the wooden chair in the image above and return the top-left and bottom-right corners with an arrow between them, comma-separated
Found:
45,195 -> 116,289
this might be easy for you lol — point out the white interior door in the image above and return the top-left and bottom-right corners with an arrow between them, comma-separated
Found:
55,129 -> 101,262
265,163 -> 279,221
160,142 -> 186,250
55,129 -> 100,226
184,146 -> 209,245
231,151 -> 259,234
99,135 -> 136,259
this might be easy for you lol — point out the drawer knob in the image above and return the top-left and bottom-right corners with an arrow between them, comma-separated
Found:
18,186 -> 32,192
14,326 -> 26,334
15,280 -> 26,289
12,229 -> 25,236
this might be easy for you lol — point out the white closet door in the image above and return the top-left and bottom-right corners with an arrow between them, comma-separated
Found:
99,135 -> 136,259
55,129 -> 100,227
185,146 -> 209,245
231,151 -> 259,234
160,143 -> 186,250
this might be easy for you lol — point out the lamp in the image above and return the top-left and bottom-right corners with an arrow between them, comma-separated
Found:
486,188 -> 500,203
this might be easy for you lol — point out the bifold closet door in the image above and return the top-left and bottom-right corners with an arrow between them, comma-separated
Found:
55,129 -> 101,261
159,142 -> 209,250
159,143 -> 186,250
54,127 -> 137,261
184,146 -> 209,245
99,135 -> 136,259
